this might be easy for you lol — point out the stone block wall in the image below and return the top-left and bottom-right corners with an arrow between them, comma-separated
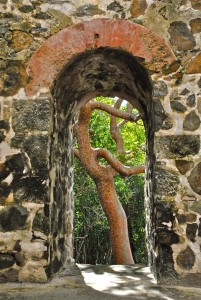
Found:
0,0 -> 200,285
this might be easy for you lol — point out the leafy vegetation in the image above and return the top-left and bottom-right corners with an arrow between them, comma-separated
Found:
73,97 -> 146,264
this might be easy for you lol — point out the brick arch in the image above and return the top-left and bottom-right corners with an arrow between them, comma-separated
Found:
26,18 -> 177,96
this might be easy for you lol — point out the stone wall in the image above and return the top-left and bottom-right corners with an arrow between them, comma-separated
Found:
0,0 -> 200,285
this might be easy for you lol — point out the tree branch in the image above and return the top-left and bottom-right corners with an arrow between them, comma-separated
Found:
90,100 -> 140,122
95,148 -> 145,176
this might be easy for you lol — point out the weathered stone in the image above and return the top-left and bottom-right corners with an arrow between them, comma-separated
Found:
176,247 -> 195,270
170,100 -> 187,112
175,160 -> 194,175
155,135 -> 200,158
156,169 -> 179,196
0,182 -> 11,203
186,52 -> 201,74
0,254 -> 15,269
0,38 -> 9,56
168,21 -> 196,51
34,12 -> 52,19
198,219 -> 201,237
11,30 -> 34,51
47,9 -> 72,29
186,223 -> 198,242
11,135 -> 48,176
0,60 -> 27,96
158,228 -> 179,245
12,176 -> 48,204
190,18 -> 201,33
183,110 -> 200,131
0,130 -> 6,142
157,245 -> 178,283
12,99 -> 50,132
198,77 -> 201,88
33,210 -> 49,235
198,96 -> 201,115
5,153 -> 30,175
188,163 -> 201,195
76,4 -> 104,16
15,252 -> 25,267
190,200 -> 201,214
187,94 -> 196,107
0,120 -> 10,131
153,81 -> 168,97
187,214 -> 197,223
107,1 -> 124,12
18,260 -> 47,282
0,204 -> 28,231
0,268 -> 18,282
191,0 -> 201,10
177,213 -> 197,224
18,5 -> 34,13
169,135 -> 200,157
154,99 -> 172,131
130,0 -> 147,17
180,88 -> 190,95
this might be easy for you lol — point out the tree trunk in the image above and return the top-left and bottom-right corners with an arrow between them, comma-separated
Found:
95,176 -> 134,264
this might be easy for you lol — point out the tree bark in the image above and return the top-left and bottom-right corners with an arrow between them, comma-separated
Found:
74,99 -> 144,264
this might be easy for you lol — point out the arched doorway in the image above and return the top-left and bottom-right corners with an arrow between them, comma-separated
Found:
26,18 -> 177,280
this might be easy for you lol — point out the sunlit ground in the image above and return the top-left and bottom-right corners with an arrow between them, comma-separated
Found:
78,264 -> 175,300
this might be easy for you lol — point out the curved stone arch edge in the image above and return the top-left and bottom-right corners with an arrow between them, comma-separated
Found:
25,18 -> 179,97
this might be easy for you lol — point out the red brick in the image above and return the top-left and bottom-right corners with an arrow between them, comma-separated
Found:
26,19 -> 177,96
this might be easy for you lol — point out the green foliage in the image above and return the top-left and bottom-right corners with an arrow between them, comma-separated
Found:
74,97 -> 146,264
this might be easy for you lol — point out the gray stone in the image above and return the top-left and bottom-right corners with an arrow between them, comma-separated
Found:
169,135 -> 200,157
170,100 -> 187,112
198,97 -> 201,114
155,168 -> 179,196
177,213 -> 197,224
153,80 -> 168,97
176,247 -> 195,270
0,182 -> 11,204
190,200 -> 201,214
180,88 -> 190,95
198,218 -> 201,237
0,204 -> 28,231
0,254 -> 15,270
188,163 -> 201,195
186,223 -> 198,242
168,21 -> 196,51
183,110 -> 200,131
187,94 -> 196,107
11,134 -> 48,176
156,135 -> 200,158
0,268 -> 18,282
175,160 -> 194,174
154,99 -> 172,131
107,1 -> 124,12
18,5 -> 34,13
32,209 -> 49,235
12,99 -> 50,132
157,228 -> 179,245
12,176 -> 48,204
0,60 -> 26,97
75,4 -> 104,16
198,77 -> 201,88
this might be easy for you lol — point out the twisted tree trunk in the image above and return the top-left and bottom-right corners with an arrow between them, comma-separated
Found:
74,99 -> 144,264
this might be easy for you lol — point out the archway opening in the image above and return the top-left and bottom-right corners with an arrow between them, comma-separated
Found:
73,96 -> 146,265
49,46 -> 154,276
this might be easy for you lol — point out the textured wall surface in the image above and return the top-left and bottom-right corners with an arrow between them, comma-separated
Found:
0,0 -> 200,285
